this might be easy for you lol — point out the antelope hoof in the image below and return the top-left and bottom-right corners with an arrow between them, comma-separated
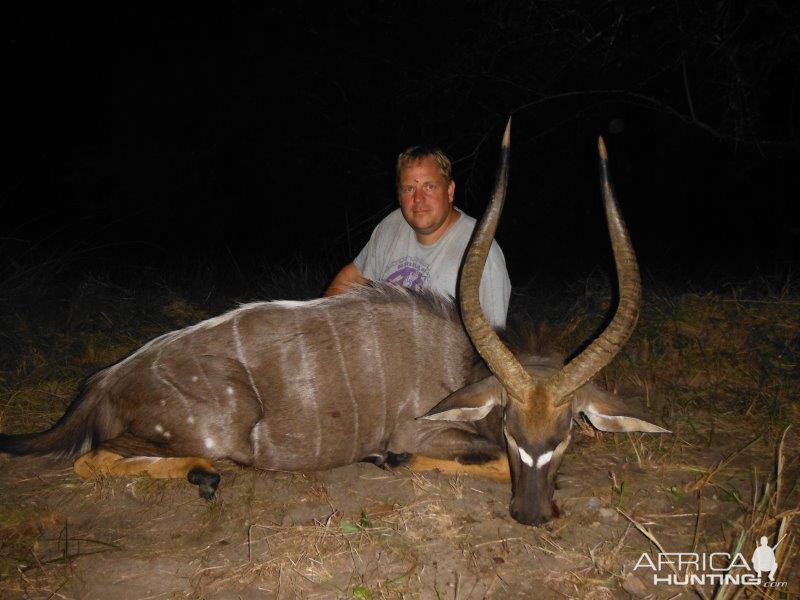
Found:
187,468 -> 221,500
385,452 -> 410,467
361,452 -> 410,469
360,453 -> 387,467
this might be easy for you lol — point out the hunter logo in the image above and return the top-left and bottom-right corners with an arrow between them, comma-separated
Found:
634,536 -> 787,588
752,536 -> 778,581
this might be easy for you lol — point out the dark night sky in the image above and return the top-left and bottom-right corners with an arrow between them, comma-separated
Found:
5,2 -> 800,289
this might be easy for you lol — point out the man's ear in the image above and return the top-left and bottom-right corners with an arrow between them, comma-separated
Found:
447,180 -> 455,203
421,376 -> 504,422
573,385 -> 670,433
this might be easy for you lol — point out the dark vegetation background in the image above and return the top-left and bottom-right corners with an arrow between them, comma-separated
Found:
3,1 -> 799,313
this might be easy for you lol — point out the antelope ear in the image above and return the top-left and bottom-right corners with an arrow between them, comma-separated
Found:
421,377 -> 504,422
573,385 -> 670,433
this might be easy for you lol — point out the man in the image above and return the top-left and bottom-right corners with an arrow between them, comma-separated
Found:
325,145 -> 511,328
751,536 -> 779,582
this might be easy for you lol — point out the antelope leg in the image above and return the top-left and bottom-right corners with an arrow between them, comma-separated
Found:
73,433 -> 219,499
399,428 -> 510,481
407,454 -> 510,482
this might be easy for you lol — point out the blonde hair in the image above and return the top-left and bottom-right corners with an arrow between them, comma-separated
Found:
396,146 -> 452,185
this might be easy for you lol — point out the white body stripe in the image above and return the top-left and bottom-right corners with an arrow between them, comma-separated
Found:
232,317 -> 264,413
321,307 -> 358,462
409,299 -> 421,416
362,300 -> 387,445
288,308 -> 323,462
152,346 -> 192,416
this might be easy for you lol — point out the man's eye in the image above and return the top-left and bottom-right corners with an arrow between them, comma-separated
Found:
400,186 -> 414,195
423,183 -> 437,193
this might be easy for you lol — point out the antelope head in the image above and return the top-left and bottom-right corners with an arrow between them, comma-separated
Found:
423,120 -> 668,526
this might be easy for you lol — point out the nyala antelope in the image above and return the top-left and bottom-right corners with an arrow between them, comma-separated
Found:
0,121 -> 667,526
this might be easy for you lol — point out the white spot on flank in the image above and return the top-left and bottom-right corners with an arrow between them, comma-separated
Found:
204,437 -> 215,449
187,416 -> 196,425
160,399 -> 166,406
226,386 -> 234,395
518,447 -> 534,467
536,450 -> 554,469
154,424 -> 164,433
192,375 -> 199,382
163,431 -> 171,439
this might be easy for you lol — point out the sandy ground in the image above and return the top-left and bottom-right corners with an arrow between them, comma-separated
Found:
1,414 -> 796,599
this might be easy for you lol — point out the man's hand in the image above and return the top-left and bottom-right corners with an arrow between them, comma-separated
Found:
324,262 -> 369,296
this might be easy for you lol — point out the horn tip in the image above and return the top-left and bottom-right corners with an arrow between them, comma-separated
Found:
598,136 -> 608,160
502,117 -> 511,148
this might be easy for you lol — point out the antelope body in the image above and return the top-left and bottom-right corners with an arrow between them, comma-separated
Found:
4,287 -> 505,470
0,122 -> 668,525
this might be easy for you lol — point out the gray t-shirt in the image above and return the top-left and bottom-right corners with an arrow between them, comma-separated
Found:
354,208 -> 511,328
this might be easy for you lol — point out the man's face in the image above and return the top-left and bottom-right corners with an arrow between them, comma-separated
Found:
398,156 -> 456,243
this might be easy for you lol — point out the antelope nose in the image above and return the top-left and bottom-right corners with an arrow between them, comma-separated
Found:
510,499 -> 561,526
510,507 -> 552,526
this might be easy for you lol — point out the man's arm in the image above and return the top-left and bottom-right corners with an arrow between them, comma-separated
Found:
324,262 -> 369,296
479,243 -> 512,329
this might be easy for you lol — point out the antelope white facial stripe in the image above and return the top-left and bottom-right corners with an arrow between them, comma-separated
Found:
517,447 -> 554,469
536,450 -> 553,469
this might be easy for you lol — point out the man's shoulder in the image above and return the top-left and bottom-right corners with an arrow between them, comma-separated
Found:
439,209 -> 476,243
450,210 -> 503,253
454,208 -> 477,224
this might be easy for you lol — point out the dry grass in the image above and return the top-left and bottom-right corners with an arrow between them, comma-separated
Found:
192,500 -> 446,597
1,270 -> 798,598
550,279 -> 800,427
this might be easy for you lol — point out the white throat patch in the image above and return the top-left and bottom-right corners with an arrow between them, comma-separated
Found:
518,447 -> 534,467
